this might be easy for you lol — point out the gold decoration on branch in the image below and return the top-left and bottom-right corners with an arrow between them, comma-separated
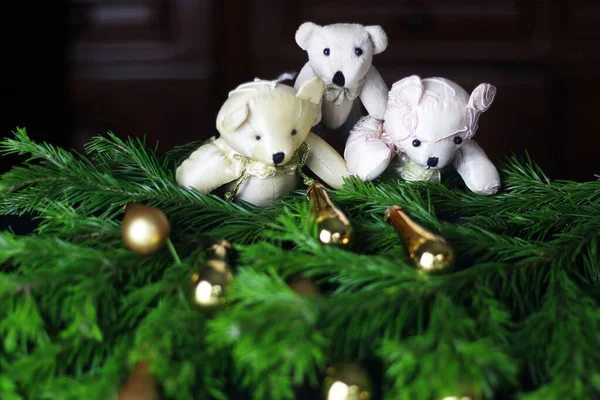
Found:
323,363 -> 373,400
288,276 -> 321,296
307,183 -> 352,246
118,361 -> 158,400
440,382 -> 483,400
190,240 -> 234,309
122,204 -> 171,255
384,205 -> 454,272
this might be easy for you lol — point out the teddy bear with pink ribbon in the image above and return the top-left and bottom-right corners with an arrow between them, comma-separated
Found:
344,75 -> 500,195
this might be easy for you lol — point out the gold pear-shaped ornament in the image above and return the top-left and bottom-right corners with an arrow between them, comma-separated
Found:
190,240 -> 235,310
323,363 -> 373,400
307,183 -> 352,246
384,205 -> 454,272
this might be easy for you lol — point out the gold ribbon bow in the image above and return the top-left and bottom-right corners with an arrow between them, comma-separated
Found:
324,77 -> 366,106
224,141 -> 314,201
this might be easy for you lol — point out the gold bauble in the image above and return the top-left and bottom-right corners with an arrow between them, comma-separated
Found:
289,276 -> 320,296
384,205 -> 454,272
211,239 -> 235,264
190,259 -> 233,308
440,383 -> 482,400
441,397 -> 478,400
118,361 -> 158,400
121,204 -> 171,255
323,363 -> 372,400
307,183 -> 353,246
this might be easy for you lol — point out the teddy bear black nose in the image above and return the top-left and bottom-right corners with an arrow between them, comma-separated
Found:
272,152 -> 285,164
427,157 -> 439,167
332,71 -> 345,87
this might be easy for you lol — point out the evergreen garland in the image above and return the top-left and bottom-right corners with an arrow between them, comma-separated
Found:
0,128 -> 599,399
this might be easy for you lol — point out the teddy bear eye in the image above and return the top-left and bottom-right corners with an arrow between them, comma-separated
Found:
291,129 -> 297,136
323,48 -> 330,56
412,139 -> 421,147
355,47 -> 363,56
453,136 -> 463,145
255,135 -> 261,141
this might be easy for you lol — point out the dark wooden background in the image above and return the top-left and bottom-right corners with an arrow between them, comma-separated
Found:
1,0 -> 599,181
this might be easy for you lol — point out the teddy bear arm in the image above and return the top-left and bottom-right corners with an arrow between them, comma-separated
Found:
176,143 -> 240,194
359,67 -> 389,120
344,116 -> 393,181
453,140 -> 501,195
305,132 -> 350,189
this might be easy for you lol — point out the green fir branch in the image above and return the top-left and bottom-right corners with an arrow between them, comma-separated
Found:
1,129 -> 600,399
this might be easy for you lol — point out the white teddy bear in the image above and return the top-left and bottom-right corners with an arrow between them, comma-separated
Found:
344,75 -> 501,195
293,22 -> 389,131
176,76 -> 350,207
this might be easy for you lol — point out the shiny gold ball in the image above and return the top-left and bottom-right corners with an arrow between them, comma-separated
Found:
440,391 -> 481,400
289,276 -> 320,296
441,397 -> 476,400
118,361 -> 158,400
439,384 -> 482,400
121,204 -> 171,255
190,260 -> 233,308
323,363 -> 372,400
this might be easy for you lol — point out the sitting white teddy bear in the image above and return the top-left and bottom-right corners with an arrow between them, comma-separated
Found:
293,22 -> 389,131
176,76 -> 350,207
344,75 -> 500,195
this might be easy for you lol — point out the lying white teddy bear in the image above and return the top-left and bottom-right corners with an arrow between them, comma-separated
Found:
293,22 -> 389,131
344,75 -> 500,195
176,76 -> 350,207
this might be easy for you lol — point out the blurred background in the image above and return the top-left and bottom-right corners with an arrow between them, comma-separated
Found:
1,0 -> 598,181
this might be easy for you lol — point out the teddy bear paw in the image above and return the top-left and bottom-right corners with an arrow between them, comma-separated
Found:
477,180 -> 501,196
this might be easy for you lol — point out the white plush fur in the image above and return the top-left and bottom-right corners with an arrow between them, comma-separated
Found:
294,22 -> 389,130
345,75 -> 501,195
176,77 -> 350,207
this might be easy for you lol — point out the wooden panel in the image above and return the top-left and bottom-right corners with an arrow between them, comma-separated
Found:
69,0 -> 215,70
69,78 -> 219,152
72,0 -> 173,44
554,0 -> 600,61
244,0 -> 552,80
67,0 -> 222,154
555,61 -> 600,181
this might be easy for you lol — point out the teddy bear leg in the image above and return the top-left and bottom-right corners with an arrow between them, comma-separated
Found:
322,97 -> 355,130
318,101 -> 364,153
453,140 -> 501,195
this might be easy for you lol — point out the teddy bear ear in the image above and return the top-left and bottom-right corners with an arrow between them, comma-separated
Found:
468,83 -> 497,112
217,103 -> 249,134
365,25 -> 388,55
296,76 -> 325,105
389,75 -> 423,106
295,22 -> 322,51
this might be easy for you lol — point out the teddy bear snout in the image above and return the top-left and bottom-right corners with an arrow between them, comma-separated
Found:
332,71 -> 345,87
272,152 -> 285,165
427,157 -> 439,168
